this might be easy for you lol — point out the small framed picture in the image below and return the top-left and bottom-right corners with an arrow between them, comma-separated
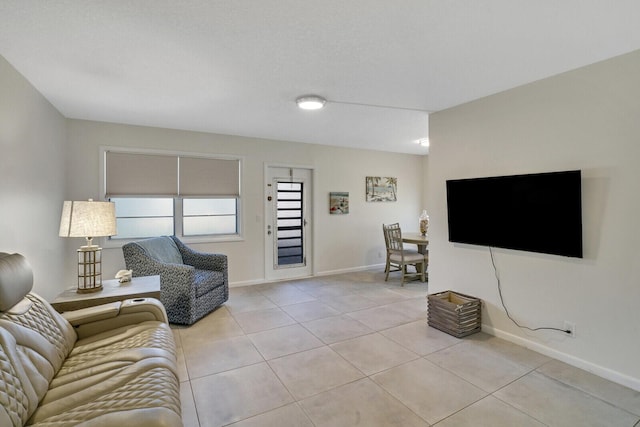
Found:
329,192 -> 349,214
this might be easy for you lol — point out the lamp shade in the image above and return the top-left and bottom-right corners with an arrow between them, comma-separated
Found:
59,200 -> 117,241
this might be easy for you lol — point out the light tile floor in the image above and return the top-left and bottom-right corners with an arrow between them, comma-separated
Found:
174,272 -> 640,427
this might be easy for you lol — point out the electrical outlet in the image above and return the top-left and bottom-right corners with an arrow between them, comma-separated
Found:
563,321 -> 576,338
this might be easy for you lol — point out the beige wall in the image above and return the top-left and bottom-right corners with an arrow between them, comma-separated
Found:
429,50 -> 640,389
4,44 -> 639,391
421,155 -> 430,214
0,56 -> 67,301
64,120 -> 425,287
1,52 -> 426,298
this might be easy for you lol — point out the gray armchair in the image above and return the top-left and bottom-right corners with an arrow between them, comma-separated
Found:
122,236 -> 228,325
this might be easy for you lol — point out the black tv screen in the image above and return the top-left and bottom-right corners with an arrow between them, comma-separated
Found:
446,170 -> 583,258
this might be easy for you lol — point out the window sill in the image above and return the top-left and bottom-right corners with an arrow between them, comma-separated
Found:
100,234 -> 244,249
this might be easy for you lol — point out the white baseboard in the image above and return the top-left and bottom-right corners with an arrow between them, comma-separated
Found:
315,264 -> 385,277
482,324 -> 640,392
229,278 -> 266,288
229,264 -> 384,288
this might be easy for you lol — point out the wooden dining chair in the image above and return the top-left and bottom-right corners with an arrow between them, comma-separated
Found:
382,223 -> 426,284
382,222 -> 397,274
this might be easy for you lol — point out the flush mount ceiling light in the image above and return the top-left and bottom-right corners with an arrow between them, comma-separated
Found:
296,95 -> 327,110
296,94 -> 431,113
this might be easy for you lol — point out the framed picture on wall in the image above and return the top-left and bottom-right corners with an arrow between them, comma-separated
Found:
329,192 -> 349,214
366,177 -> 397,202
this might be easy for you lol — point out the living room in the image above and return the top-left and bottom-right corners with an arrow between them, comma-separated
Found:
2,2 -> 640,426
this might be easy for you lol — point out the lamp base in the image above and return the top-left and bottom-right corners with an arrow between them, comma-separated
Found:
77,284 -> 103,294
77,246 -> 103,293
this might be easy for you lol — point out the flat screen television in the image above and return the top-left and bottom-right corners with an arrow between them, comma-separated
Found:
446,170 -> 583,258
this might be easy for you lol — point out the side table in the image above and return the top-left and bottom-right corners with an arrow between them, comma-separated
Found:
51,275 -> 161,312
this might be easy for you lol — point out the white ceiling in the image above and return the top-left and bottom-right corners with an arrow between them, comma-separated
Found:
1,1 -> 640,155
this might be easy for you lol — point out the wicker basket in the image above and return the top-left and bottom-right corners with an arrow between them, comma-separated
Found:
427,291 -> 481,338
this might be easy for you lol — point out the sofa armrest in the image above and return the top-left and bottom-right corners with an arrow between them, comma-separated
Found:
120,297 -> 169,322
123,241 -> 194,274
62,298 -> 169,339
123,242 -> 196,294
171,236 -> 227,272
62,302 -> 122,326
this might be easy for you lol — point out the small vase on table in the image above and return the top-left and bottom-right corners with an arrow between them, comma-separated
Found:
419,210 -> 429,237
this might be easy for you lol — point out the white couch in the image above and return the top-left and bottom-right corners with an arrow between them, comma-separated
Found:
0,253 -> 182,426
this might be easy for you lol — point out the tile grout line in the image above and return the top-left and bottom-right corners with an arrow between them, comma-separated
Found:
532,365 -> 640,420
183,273 -> 638,425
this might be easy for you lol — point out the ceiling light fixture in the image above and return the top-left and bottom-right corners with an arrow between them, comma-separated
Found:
296,95 -> 431,114
296,95 -> 327,110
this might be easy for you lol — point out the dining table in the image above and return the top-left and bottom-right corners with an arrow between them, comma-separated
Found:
402,233 -> 429,254
402,233 -> 429,278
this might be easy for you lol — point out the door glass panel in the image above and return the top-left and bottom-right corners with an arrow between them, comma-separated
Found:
276,182 -> 304,266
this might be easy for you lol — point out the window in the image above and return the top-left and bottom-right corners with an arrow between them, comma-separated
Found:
183,198 -> 237,236
111,198 -> 175,238
103,149 -> 241,241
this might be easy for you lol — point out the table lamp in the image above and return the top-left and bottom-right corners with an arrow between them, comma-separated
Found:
59,199 -> 117,293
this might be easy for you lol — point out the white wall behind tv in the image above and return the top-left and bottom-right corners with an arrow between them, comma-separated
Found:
428,50 -> 640,389
64,120 -> 426,287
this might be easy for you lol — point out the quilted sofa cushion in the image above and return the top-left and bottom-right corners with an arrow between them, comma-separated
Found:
0,252 -> 181,426
29,357 -> 180,426
0,291 -> 182,426
0,328 -> 34,427
0,294 -> 77,420
53,321 -> 177,384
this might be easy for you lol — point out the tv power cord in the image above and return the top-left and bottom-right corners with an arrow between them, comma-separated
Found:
490,247 -> 572,335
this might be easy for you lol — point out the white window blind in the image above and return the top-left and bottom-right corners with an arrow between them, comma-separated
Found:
106,152 -> 178,196
106,152 -> 240,197
179,157 -> 240,196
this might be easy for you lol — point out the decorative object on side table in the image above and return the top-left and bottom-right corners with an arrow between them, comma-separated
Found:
427,291 -> 481,337
419,210 -> 429,236
59,199 -> 117,293
116,269 -> 133,283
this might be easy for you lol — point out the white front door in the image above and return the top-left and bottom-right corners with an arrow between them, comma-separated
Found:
265,166 -> 312,281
